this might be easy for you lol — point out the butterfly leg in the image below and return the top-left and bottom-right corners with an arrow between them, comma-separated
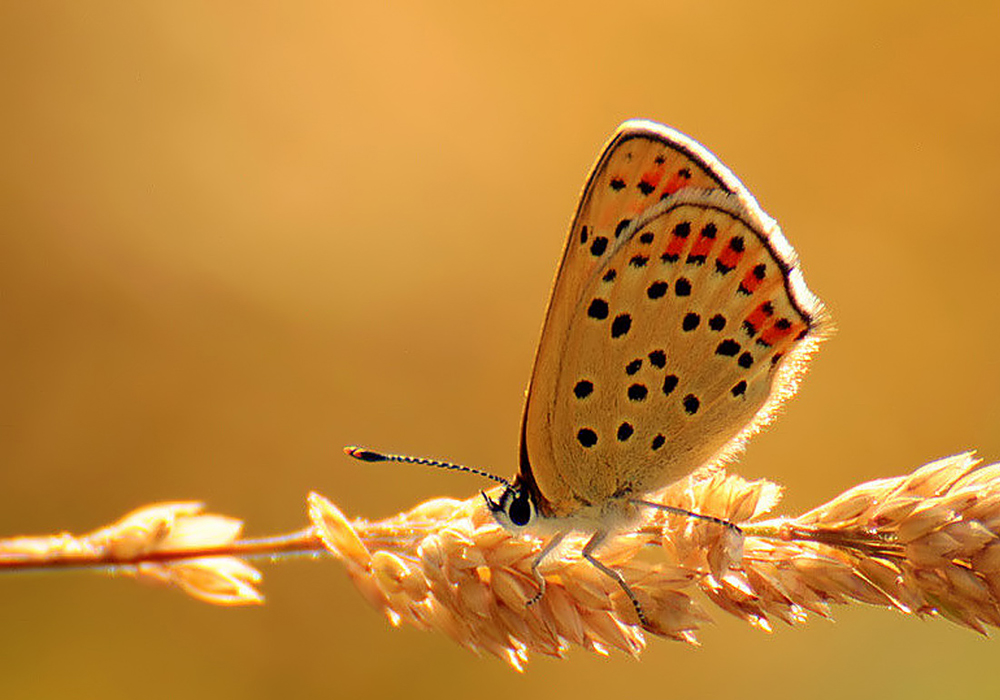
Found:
581,531 -> 649,628
525,531 -> 566,608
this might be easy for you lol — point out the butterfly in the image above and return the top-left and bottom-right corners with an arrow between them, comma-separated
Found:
348,119 -> 828,626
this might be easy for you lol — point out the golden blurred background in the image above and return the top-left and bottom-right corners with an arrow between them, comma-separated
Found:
2,2 -> 999,697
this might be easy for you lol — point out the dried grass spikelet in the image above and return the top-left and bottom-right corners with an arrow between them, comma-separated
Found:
0,502 -> 263,605
309,452 -> 1000,670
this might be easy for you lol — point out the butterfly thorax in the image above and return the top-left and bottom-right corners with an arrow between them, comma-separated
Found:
484,473 -> 643,536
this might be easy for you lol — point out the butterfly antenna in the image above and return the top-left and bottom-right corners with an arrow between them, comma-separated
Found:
344,446 -> 511,487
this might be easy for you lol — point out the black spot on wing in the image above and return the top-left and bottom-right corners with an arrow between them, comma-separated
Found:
615,218 -> 632,238
647,281 -> 668,299
611,314 -> 632,338
588,298 -> 609,320
627,384 -> 648,401
662,374 -> 678,396
577,428 -> 598,447
683,394 -> 700,415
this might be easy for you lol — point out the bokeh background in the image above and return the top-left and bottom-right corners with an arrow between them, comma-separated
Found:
3,2 -> 1000,698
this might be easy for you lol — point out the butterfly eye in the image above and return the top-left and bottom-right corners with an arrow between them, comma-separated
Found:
507,490 -> 533,527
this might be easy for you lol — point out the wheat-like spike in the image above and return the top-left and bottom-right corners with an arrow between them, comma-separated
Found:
5,452 -> 1000,670
308,452 -> 1000,670
0,502 -> 264,605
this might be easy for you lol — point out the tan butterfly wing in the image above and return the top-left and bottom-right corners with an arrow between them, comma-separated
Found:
519,121 -> 828,518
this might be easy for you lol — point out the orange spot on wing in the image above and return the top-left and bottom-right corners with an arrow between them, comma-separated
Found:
689,231 -> 715,259
743,301 -> 774,335
663,233 -> 688,259
639,168 -> 665,191
740,267 -> 765,295
759,320 -> 799,347
661,169 -> 693,196
716,246 -> 743,270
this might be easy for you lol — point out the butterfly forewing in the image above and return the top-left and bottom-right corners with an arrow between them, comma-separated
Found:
521,122 -> 826,517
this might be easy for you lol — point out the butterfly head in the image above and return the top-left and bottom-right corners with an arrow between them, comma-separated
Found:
483,483 -> 537,530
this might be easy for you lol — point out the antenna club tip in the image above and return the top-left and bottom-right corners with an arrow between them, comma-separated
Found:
343,446 -> 387,462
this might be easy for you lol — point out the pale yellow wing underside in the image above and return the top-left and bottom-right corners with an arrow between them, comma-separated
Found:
520,121 -> 828,518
